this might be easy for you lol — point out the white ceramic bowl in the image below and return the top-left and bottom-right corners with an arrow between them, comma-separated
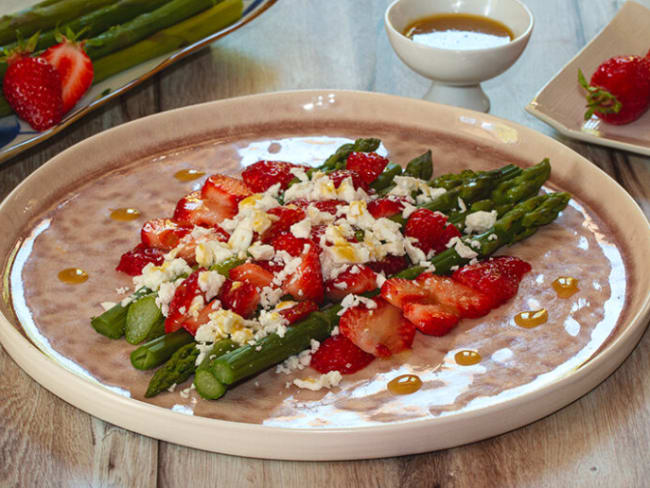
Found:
385,0 -> 534,111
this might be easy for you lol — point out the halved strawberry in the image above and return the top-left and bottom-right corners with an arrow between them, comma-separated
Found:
415,273 -> 492,319
278,301 -> 318,325
346,152 -> 389,184
141,218 -> 193,250
41,30 -> 93,114
328,169 -> 369,191
241,160 -> 307,192
404,209 -> 461,255
229,262 -> 274,289
261,205 -> 305,243
380,277 -> 430,309
402,301 -> 459,336
366,255 -> 409,276
200,174 -> 251,221
325,264 -> 378,301
310,334 -> 375,374
165,270 -> 204,333
282,240 -> 324,303
181,298 -> 219,336
218,279 -> 260,318
173,191 -> 231,228
367,197 -> 406,219
452,256 -> 532,308
339,297 -> 415,358
115,243 -> 165,276
270,232 -> 311,257
292,199 -> 347,215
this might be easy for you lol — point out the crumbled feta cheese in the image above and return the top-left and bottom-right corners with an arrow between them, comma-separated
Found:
446,237 -> 479,259
100,302 -> 116,311
404,237 -> 427,264
248,242 -> 275,261
290,218 -> 312,238
337,294 -> 377,316
133,258 -> 192,292
195,240 -> 235,268
458,197 -> 467,213
487,233 -> 498,241
276,339 -> 320,375
464,210 -> 497,234
388,176 -> 446,204
197,270 -> 226,302
156,277 -> 184,317
293,371 -> 343,391
115,286 -> 129,295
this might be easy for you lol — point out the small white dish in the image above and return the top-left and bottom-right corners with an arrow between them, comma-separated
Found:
385,0 -> 533,112
526,1 -> 650,156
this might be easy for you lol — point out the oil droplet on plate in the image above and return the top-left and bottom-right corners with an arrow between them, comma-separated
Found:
174,169 -> 205,181
58,267 -> 88,284
387,374 -> 422,395
455,350 -> 481,366
553,276 -> 579,298
110,207 -> 141,221
515,308 -> 548,328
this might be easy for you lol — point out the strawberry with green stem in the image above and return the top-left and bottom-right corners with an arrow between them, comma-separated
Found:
579,51 -> 650,125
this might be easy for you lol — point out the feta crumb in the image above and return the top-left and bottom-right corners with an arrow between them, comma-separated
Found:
293,371 -> 343,391
458,197 -> 467,213
100,301 -> 116,311
197,270 -> 226,302
115,286 -> 129,295
167,383 -> 177,393
487,233 -> 498,241
464,210 -> 497,234
248,242 -> 275,261
337,294 -> 377,316
446,237 -> 478,259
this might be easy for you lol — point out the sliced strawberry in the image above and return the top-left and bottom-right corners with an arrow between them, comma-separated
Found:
181,299 -> 220,336
241,160 -> 306,192
367,255 -> 409,276
339,297 -> 415,358
310,334 -> 375,374
256,259 -> 285,274
452,256 -> 532,308
346,152 -> 389,184
200,174 -> 251,221
367,197 -> 406,219
218,279 -> 260,318
261,205 -> 305,243
292,199 -> 347,215
404,209 -> 461,255
325,265 -> 378,301
229,262 -> 274,289
380,277 -> 430,309
402,301 -> 459,336
278,301 -> 318,325
270,232 -> 311,257
115,243 -> 165,276
165,271 -> 204,333
41,32 -> 93,113
309,224 -> 328,247
173,191 -> 231,228
415,273 -> 492,319
282,240 -> 324,303
141,218 -> 193,250
328,169 -> 369,191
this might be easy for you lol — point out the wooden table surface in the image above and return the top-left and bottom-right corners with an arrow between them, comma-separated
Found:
1,1 -> 649,486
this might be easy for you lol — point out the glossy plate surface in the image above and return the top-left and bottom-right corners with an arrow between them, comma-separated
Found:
0,0 -> 276,164
526,1 -> 650,156
0,90 -> 649,460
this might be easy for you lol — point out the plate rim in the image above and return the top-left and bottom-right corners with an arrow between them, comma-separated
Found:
1,89 -> 649,460
525,0 -> 650,156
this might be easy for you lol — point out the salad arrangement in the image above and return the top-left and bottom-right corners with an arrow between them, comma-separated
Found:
91,138 -> 570,400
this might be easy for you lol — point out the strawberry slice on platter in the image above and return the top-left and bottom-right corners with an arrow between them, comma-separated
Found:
261,205 -> 305,243
140,218 -> 193,250
229,262 -> 274,289
367,197 -> 407,219
242,160 -> 308,192
345,151 -> 389,185
115,243 -> 165,276
404,208 -> 461,256
271,233 -> 324,303
277,301 -> 319,325
339,297 -> 416,358
218,279 -> 260,318
325,264 -> 378,301
165,270 -> 205,334
310,334 -> 375,374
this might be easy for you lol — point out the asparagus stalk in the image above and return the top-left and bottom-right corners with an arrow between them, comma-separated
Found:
92,0 -> 243,83
0,0 -> 114,46
90,287 -> 152,339
211,191 -> 570,390
85,0 -> 226,60
193,339 -> 238,399
144,341 -> 199,397
1,0 -> 172,53
130,328 -> 194,370
369,162 -> 403,192
125,294 -> 164,345
402,150 -> 433,180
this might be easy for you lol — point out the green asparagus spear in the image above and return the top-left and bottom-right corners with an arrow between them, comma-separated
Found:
144,341 -> 199,397
369,162 -> 403,192
214,308 -> 341,385
0,0 -> 114,46
403,150 -> 433,180
130,328 -> 194,370
85,0 -> 226,60
320,137 -> 381,172
210,256 -> 245,276
144,316 -> 166,342
193,338 -> 238,399
1,0 -> 172,53
90,287 -> 152,339
125,294 -> 164,345
92,0 -> 243,83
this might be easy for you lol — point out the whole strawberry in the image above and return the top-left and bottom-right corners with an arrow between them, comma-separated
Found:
579,51 -> 650,125
3,41 -> 63,131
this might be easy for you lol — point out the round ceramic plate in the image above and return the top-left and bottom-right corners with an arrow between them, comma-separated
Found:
1,90 -> 648,460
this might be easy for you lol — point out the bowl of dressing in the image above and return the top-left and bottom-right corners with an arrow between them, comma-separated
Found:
385,0 -> 534,112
